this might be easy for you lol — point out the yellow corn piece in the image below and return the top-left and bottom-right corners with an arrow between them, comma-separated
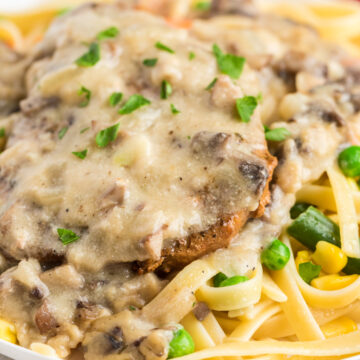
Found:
311,274 -> 359,290
321,316 -> 358,338
0,319 -> 17,344
295,250 -> 313,270
312,241 -> 347,274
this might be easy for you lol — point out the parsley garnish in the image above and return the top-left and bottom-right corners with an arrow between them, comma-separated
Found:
213,44 -> 245,80
194,1 -> 211,10
236,96 -> 257,123
265,127 -> 291,142
205,77 -> 217,91
171,104 -> 180,114
75,42 -> 100,67
58,126 -> 68,140
57,228 -> 80,245
155,41 -> 175,54
72,149 -> 88,159
143,58 -> 158,67
0,128 -> 5,138
109,92 -> 123,107
97,26 -> 119,41
118,94 -> 151,115
161,80 -> 172,99
96,123 -> 120,148
78,86 -> 91,107
189,52 -> 195,60
299,262 -> 321,284
129,305 -> 136,311
80,127 -> 90,134
57,7 -> 71,16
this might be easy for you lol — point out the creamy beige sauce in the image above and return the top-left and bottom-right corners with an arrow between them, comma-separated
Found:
0,2 -> 359,359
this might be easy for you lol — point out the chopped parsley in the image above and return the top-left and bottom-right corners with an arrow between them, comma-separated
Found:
75,42 -> 100,67
109,92 -> 123,107
72,149 -> 88,159
0,127 -> 5,138
78,86 -> 91,107
80,127 -> 90,134
265,127 -> 291,142
299,262 -> 321,284
58,126 -> 68,140
205,77 -> 217,91
161,80 -> 172,99
256,93 -> 263,103
129,305 -> 136,311
171,104 -> 180,114
236,96 -> 257,123
96,123 -> 120,148
57,7 -> 71,16
143,58 -> 158,67
213,44 -> 245,80
57,228 -> 80,245
189,51 -> 195,60
155,41 -> 175,54
194,1 -> 211,10
118,94 -> 151,115
96,26 -> 119,41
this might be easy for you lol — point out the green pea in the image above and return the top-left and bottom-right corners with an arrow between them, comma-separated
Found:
338,146 -> 360,177
168,328 -> 195,359
261,239 -> 290,271
218,275 -> 249,287
213,272 -> 227,287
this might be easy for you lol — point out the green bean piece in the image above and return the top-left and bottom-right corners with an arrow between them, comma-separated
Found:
287,206 -> 340,250
343,256 -> 360,275
338,146 -> 360,177
261,239 -> 290,271
298,261 -> 321,284
218,275 -> 249,287
290,202 -> 312,219
213,272 -> 227,287
168,328 -> 195,359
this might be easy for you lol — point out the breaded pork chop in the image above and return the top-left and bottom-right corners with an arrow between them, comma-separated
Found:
0,4 -> 275,273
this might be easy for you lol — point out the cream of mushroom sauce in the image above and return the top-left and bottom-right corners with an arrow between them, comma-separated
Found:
0,2 -> 359,359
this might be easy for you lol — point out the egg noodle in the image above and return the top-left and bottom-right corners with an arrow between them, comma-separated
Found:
1,0 -> 360,359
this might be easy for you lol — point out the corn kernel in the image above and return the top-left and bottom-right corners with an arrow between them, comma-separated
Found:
312,241 -> 347,274
295,250 -> 313,270
321,316 -> 358,338
0,319 -> 17,344
30,343 -> 58,357
311,274 -> 358,290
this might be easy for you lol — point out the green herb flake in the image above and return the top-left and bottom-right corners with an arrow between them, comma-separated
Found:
75,42 -> 100,67
205,77 -> 217,91
129,305 -> 136,311
78,86 -> 91,107
299,262 -> 321,284
170,104 -> 180,114
143,58 -> 158,67
189,51 -> 195,60
0,127 -> 5,138
213,44 -> 245,80
265,127 -> 291,142
109,92 -> 123,107
256,93 -> 263,103
118,94 -> 151,115
155,41 -> 175,54
187,135 -> 191,140
97,26 -> 119,41
161,80 -> 172,99
72,149 -> 88,159
58,126 -> 68,140
194,1 -> 211,10
235,96 -> 257,123
80,127 -> 90,134
57,228 -> 80,245
96,123 -> 120,148
57,7 -> 71,16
